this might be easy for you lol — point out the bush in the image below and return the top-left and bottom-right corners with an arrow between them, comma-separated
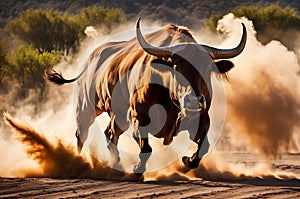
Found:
8,45 -> 60,93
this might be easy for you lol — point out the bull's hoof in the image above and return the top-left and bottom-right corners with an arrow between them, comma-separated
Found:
134,172 -> 144,177
182,156 -> 200,169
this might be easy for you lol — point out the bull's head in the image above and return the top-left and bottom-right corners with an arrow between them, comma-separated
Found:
136,18 -> 247,118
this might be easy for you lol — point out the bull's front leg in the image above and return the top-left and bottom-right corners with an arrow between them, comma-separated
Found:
104,115 -> 126,166
182,113 -> 210,169
132,118 -> 152,175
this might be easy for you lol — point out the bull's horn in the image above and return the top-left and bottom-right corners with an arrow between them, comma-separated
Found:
201,23 -> 247,59
136,18 -> 172,57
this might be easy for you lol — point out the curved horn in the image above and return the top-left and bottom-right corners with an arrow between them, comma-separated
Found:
136,18 -> 172,57
201,23 -> 247,59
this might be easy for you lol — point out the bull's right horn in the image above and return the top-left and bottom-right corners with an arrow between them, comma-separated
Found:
136,18 -> 172,57
201,23 -> 247,59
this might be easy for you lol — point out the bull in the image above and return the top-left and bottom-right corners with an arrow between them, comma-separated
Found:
46,18 -> 246,174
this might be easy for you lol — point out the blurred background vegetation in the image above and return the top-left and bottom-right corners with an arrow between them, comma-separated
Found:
0,0 -> 299,101
206,4 -> 300,51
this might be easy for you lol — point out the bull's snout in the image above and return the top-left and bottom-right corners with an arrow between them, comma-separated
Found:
182,94 -> 206,116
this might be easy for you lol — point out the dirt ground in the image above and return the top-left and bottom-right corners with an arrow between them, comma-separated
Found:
1,152 -> 299,199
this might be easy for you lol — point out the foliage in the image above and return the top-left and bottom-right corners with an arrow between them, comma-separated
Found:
8,45 -> 60,92
1,0 -> 299,30
74,6 -> 126,34
7,6 -> 127,54
0,41 -> 8,84
7,9 -> 80,55
207,4 -> 300,49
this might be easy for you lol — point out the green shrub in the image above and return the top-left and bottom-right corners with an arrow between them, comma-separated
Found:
8,45 -> 60,92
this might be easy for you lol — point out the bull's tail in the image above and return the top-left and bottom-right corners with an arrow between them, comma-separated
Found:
45,68 -> 86,85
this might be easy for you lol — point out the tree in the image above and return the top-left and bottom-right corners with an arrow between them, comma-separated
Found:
8,9 -> 80,55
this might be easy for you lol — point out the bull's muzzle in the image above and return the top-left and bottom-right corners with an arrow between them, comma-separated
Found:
182,94 -> 206,117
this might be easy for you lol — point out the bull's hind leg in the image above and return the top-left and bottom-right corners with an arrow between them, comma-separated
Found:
132,119 -> 152,175
182,113 -> 210,169
76,114 -> 97,153
75,100 -> 101,153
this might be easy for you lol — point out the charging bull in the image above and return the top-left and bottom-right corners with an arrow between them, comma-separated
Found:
46,18 -> 246,174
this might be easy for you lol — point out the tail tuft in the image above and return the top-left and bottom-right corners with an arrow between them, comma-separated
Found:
44,69 -> 71,85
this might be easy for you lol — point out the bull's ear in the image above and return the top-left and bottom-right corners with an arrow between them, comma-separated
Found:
213,60 -> 234,74
150,59 -> 174,73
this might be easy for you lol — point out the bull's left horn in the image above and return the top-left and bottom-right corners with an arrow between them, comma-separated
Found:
201,23 -> 247,59
136,18 -> 172,57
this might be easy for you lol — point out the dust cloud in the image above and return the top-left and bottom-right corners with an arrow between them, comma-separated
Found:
3,113 -> 141,181
1,14 -> 299,182
217,13 -> 300,158
0,26 -> 107,177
